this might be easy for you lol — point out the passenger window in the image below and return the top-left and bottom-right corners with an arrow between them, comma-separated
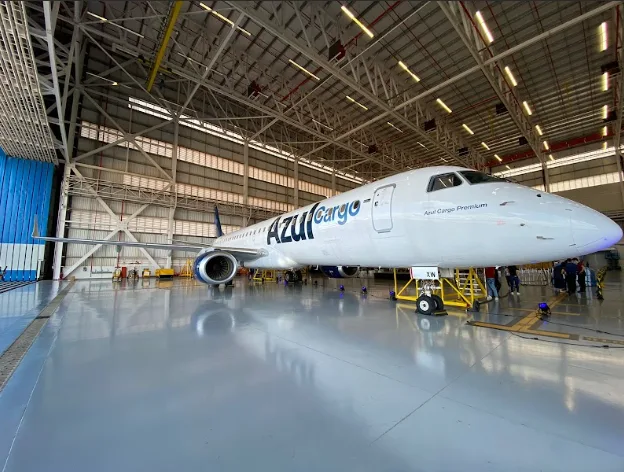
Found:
428,173 -> 463,192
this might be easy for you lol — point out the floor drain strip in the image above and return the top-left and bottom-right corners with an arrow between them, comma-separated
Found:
0,282 -> 74,392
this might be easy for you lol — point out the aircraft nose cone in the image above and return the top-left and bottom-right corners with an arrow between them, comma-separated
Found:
572,207 -> 622,252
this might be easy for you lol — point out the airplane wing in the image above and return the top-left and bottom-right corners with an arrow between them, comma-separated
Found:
32,218 -> 265,260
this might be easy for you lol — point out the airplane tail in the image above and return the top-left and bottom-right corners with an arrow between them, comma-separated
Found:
214,205 -> 223,237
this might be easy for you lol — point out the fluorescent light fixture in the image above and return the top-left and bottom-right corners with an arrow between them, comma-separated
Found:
417,142 -> 427,149
87,11 -> 144,37
549,154 -> 555,161
346,95 -> 368,111
128,97 -> 366,183
602,105 -> 608,119
602,126 -> 608,136
200,3 -> 251,36
506,165 -> 511,170
87,72 -> 118,86
599,22 -> 608,52
481,142 -> 490,150
387,121 -> 403,133
398,61 -> 420,82
522,101 -> 532,115
494,146 -> 620,178
341,5 -> 374,38
494,154 -> 502,162
288,59 -> 320,81
504,66 -> 518,86
535,125 -> 543,136
475,11 -> 494,44
602,72 -> 609,91
543,140 -> 549,150
436,98 -> 452,113
312,119 -> 333,131
462,124 -> 474,135
87,11 -> 107,22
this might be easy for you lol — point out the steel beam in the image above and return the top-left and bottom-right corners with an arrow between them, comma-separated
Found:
146,1 -> 183,92
179,12 -> 245,117
43,1 -> 69,159
227,2 -> 473,167
612,6 -> 624,207
438,2 -> 544,163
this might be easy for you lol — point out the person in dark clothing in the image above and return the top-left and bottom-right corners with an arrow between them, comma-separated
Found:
508,265 -> 520,294
553,262 -> 566,293
564,259 -> 578,294
577,259 -> 586,293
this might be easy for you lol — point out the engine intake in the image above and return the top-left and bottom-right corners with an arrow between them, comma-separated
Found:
194,251 -> 238,285
320,266 -> 359,278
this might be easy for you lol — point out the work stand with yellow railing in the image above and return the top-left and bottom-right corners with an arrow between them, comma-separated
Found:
595,265 -> 608,300
252,269 -> 277,283
180,258 -> 193,278
392,268 -> 487,315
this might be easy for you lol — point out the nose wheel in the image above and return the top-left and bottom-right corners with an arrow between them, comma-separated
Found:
416,295 -> 435,315
415,282 -> 445,315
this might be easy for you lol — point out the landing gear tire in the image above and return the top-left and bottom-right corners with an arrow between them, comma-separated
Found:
416,295 -> 435,315
285,270 -> 302,284
431,294 -> 444,311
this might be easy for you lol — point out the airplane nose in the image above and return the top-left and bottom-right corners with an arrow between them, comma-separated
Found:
572,207 -> 622,252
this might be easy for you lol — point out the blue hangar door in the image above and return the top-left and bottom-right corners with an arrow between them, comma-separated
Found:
0,151 -> 54,281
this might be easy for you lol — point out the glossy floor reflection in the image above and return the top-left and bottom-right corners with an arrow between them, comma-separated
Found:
1,275 -> 624,471
0,281 -> 60,356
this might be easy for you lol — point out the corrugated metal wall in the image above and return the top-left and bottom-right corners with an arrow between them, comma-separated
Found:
0,148 -> 54,281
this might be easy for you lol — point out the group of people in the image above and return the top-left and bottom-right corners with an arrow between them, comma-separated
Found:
484,265 -> 519,301
553,258 -> 587,295
483,260 -> 589,301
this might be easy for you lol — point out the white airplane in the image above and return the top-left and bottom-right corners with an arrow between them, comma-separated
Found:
36,165 -> 622,311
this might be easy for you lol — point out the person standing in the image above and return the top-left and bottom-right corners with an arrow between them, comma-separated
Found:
508,265 -> 520,294
564,259 -> 578,295
577,259 -> 586,293
553,261 -> 566,293
485,266 -> 499,301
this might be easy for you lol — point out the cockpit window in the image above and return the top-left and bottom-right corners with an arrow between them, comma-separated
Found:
460,171 -> 505,184
427,173 -> 463,192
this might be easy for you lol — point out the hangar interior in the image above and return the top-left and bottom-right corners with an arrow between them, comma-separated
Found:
1,1 -> 624,471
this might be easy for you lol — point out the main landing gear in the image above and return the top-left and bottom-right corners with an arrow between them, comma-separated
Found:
284,270 -> 303,284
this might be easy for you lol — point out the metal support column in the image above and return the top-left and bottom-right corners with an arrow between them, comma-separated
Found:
52,164 -> 71,279
615,147 -> 624,207
243,140 -> 249,206
294,157 -> 299,208
542,163 -> 550,193
166,117 -> 178,268
331,170 -> 336,197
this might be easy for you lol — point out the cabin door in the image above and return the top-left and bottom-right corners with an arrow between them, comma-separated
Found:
372,184 -> 395,233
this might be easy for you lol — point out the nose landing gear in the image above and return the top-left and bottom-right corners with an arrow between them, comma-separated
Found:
415,281 -> 446,316
284,270 -> 303,284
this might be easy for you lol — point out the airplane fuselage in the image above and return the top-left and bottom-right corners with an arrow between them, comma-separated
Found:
213,166 -> 623,269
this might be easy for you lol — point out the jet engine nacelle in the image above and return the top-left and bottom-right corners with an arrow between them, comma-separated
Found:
320,266 -> 359,278
193,251 -> 238,285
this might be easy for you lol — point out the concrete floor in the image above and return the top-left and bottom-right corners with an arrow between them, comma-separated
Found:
1,274 -> 624,471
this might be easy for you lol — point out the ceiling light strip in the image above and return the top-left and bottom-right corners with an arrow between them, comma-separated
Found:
398,61 -> 420,82
475,11 -> 494,44
341,6 -> 374,38
288,59 -> 320,81
436,98 -> 452,113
